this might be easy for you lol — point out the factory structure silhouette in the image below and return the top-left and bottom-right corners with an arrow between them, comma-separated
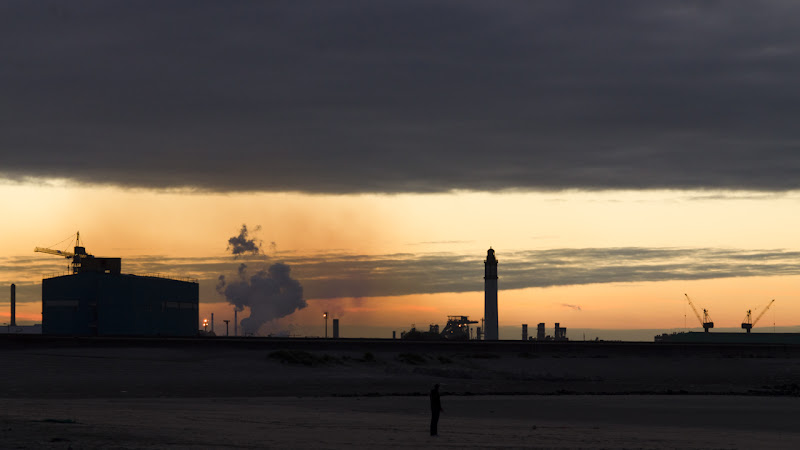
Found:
6,235 -> 796,342
32,233 -> 198,336
400,248 -> 568,341
11,234 -> 576,340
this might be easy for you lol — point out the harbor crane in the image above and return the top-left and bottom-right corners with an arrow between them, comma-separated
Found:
684,293 -> 714,332
741,299 -> 776,333
34,231 -> 120,275
34,231 -> 91,274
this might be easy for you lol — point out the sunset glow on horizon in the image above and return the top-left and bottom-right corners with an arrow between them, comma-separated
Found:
2,181 -> 799,338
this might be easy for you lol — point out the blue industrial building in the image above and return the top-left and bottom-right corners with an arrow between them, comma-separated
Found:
42,272 -> 198,336
38,233 -> 198,336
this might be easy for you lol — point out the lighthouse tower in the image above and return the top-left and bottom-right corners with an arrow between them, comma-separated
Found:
484,248 -> 499,340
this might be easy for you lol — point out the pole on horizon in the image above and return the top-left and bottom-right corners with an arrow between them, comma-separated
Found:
10,284 -> 16,327
323,312 -> 328,338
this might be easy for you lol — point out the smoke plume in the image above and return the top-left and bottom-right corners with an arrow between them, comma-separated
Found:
561,303 -> 582,311
227,224 -> 262,256
217,225 -> 306,335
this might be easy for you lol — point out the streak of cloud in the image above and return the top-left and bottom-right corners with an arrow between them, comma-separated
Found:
9,246 -> 800,305
119,247 -> 800,301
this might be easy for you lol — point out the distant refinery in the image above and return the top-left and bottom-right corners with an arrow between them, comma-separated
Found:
397,248 -> 570,341
4,237 -> 796,342
5,244 -> 566,340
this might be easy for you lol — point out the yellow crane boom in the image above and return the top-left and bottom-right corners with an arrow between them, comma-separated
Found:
33,231 -> 91,274
684,293 -> 703,325
34,247 -> 75,258
753,299 -> 776,327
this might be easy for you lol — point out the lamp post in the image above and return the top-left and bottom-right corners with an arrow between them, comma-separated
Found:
203,318 -> 208,332
323,312 -> 328,338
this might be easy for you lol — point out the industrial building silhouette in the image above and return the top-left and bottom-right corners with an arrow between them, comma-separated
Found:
37,233 -> 198,336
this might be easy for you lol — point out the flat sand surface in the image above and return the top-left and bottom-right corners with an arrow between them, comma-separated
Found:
2,338 -> 799,448
3,396 -> 800,449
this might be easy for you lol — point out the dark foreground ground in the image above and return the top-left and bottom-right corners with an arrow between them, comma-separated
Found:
1,336 -> 800,448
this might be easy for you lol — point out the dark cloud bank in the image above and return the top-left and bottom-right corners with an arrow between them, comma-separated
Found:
3,1 -> 800,193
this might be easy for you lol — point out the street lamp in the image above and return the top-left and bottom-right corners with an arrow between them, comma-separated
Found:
203,318 -> 208,332
323,312 -> 328,338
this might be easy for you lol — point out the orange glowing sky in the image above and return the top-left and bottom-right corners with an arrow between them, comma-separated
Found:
1,182 -> 799,339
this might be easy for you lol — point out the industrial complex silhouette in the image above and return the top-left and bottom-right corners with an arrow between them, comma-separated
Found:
34,232 -> 198,336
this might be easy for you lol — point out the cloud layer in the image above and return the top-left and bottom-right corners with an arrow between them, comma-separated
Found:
2,1 -> 800,193
282,247 -> 800,299
6,246 -> 800,304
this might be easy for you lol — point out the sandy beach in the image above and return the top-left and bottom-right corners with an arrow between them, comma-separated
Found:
2,337 -> 800,449
3,395 -> 800,449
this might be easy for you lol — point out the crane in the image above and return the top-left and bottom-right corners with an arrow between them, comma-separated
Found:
684,293 -> 714,332
741,299 -> 776,333
34,231 -> 91,274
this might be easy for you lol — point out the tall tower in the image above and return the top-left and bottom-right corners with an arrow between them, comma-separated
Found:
484,248 -> 499,340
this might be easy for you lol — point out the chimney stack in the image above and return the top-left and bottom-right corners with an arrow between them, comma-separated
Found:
234,309 -> 238,337
484,248 -> 499,340
10,284 -> 16,326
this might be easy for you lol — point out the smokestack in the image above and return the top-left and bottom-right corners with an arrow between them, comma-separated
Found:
10,284 -> 16,327
234,309 -> 238,337
333,318 -> 339,339
484,248 -> 499,340
211,313 -> 214,333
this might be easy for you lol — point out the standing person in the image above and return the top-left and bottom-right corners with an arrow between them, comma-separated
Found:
430,383 -> 443,436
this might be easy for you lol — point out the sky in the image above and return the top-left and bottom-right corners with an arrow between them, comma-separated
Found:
1,1 -> 799,339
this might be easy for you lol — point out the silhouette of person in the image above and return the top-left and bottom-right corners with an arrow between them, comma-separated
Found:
430,383 -> 443,436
